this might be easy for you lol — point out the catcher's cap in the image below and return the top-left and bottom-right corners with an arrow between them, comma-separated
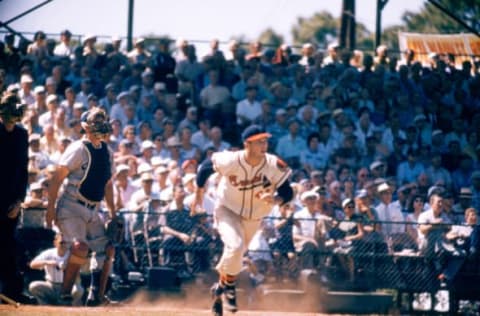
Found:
242,124 -> 271,142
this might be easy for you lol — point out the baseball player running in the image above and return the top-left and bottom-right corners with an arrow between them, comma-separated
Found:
190,124 -> 294,316
46,108 -> 118,306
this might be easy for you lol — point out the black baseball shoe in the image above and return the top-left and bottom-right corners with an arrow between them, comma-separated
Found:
210,282 -> 223,316
223,284 -> 237,313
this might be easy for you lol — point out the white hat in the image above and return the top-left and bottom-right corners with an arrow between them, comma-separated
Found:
116,91 -> 130,101
135,37 -> 145,46
111,35 -> 121,42
140,172 -> 154,182
154,165 -> 169,175
377,182 -> 391,193
141,140 -> 155,151
137,163 -> 153,174
275,109 -> 287,116
34,86 -> 45,94
20,74 -> 33,84
432,129 -> 443,137
29,133 -> 41,142
300,190 -> 319,201
84,34 -> 96,43
46,94 -> 58,104
115,164 -> 130,174
166,136 -> 181,147
182,173 -> 197,186
342,198 -> 354,209
73,102 -> 85,110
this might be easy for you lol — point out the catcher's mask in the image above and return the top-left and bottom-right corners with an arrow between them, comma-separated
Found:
0,92 -> 26,123
81,108 -> 112,138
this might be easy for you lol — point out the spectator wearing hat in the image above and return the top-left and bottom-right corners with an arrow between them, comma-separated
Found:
22,181 -> 47,209
128,172 -> 155,213
275,118 -> 307,169
39,94 -> 58,129
331,197 -> 365,283
112,164 -> 137,211
139,68 -> 155,100
98,83 -> 118,114
82,34 -> 99,69
152,164 -> 171,195
397,148 -> 424,187
375,183 -> 405,239
127,38 -> 152,66
453,188 -> 473,215
293,190 -> 327,271
28,133 -> 51,170
18,74 -> 35,106
110,91 -> 130,127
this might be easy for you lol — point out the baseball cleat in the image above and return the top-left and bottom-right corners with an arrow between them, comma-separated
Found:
211,283 -> 224,316
223,284 -> 237,313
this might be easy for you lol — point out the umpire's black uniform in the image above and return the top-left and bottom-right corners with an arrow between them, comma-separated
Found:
0,121 -> 28,301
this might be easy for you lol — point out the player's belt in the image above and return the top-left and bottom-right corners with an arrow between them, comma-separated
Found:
77,199 -> 98,210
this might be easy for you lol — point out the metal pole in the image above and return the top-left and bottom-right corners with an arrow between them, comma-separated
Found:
127,0 -> 134,51
2,0 -> 53,25
375,0 -> 382,50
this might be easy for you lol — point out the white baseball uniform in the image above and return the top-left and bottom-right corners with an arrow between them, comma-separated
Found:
211,150 -> 291,275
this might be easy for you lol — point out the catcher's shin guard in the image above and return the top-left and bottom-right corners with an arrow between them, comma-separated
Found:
61,241 -> 88,296
99,243 -> 115,298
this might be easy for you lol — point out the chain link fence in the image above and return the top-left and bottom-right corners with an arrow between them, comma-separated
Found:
19,207 -> 480,313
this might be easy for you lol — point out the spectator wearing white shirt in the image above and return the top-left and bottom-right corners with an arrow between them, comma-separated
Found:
235,86 -> 262,127
375,183 -> 405,238
29,232 -> 84,306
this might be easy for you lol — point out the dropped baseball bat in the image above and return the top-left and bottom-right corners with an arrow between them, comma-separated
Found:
0,293 -> 20,307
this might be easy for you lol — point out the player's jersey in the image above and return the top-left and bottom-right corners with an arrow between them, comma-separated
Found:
212,150 -> 291,220
59,139 -> 115,202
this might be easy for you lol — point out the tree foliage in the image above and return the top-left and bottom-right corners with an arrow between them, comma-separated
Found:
257,28 -> 284,48
402,0 -> 480,34
291,11 -> 339,47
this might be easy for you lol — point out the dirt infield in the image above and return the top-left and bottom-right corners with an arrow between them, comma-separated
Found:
0,305 -> 338,316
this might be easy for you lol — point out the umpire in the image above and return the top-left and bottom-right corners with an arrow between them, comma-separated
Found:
0,92 -> 29,303
46,108 -> 118,306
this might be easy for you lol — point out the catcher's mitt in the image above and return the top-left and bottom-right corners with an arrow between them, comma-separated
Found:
105,216 -> 125,244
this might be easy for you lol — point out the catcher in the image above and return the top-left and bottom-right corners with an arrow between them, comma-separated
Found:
46,108 -> 121,306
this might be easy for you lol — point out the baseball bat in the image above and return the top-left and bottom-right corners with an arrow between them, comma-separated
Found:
0,293 -> 20,307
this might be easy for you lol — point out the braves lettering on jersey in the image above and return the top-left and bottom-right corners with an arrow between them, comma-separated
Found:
212,150 -> 291,220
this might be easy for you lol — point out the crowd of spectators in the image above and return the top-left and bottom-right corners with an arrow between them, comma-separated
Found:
2,30 -> 480,305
